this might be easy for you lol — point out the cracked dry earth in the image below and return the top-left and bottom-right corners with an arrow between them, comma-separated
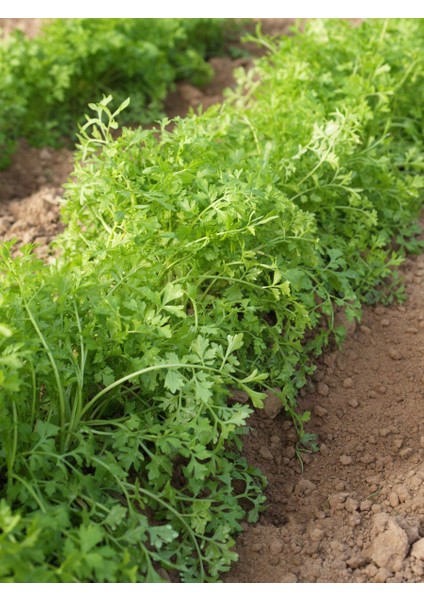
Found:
1,18 -> 424,584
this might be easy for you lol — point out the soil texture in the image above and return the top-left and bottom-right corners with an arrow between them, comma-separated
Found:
225,240 -> 424,583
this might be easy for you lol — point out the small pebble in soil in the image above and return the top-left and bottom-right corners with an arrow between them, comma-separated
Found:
303,384 -> 313,397
366,476 -> 381,487
412,562 -> 424,578
301,453 -> 312,465
279,573 -> 298,583
40,148 -> 53,161
410,475 -> 422,489
348,398 -> 359,408
336,354 -> 347,370
363,564 -> 378,578
359,453 -> 375,465
381,318 -> 390,327
334,479 -> 347,491
388,348 -> 402,360
359,499 -> 372,512
411,539 -> 424,561
263,391 -> 283,419
317,382 -> 329,397
343,377 -> 353,389
269,540 -> 284,556
319,443 -> 329,455
324,354 -> 336,367
294,478 -> 316,496
399,447 -> 413,459
360,325 -> 371,335
389,491 -> 400,508
328,492 -> 348,509
370,517 -> 409,571
315,405 -> 328,417
259,446 -> 273,460
375,306 -> 386,315
347,555 -> 367,569
339,454 -> 353,465
283,446 -> 296,459
349,514 -> 362,527
309,528 -> 325,541
345,497 -> 359,512
314,510 -> 327,520
373,568 -> 392,583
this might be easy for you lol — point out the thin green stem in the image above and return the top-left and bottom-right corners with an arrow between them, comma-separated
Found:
18,283 -> 67,450
81,359 -> 257,420
11,473 -> 47,513
65,301 -> 87,447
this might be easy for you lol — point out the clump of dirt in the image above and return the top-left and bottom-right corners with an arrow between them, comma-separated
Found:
0,141 -> 73,202
225,237 -> 424,583
0,142 -> 73,258
0,186 -> 66,260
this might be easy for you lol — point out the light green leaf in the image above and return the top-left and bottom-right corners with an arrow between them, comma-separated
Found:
164,369 -> 186,393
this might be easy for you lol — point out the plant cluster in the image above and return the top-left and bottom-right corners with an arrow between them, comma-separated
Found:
0,18 -> 233,168
0,19 -> 423,582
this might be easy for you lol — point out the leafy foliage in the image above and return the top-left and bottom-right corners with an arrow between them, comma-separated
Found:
1,18 -> 424,582
0,18 -> 232,167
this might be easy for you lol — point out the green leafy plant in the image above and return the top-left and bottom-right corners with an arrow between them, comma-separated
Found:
0,18 -> 236,167
1,18 -> 424,582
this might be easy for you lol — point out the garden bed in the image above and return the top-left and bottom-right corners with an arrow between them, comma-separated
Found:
1,18 -> 423,583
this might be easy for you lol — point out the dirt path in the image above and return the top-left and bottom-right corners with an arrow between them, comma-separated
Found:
225,238 -> 424,582
1,19 -> 423,583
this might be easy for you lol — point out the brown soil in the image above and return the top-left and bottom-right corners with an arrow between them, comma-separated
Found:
1,18 -> 423,584
226,241 -> 424,583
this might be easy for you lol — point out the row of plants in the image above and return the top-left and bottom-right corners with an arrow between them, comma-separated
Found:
0,18 -> 239,168
1,19 -> 424,582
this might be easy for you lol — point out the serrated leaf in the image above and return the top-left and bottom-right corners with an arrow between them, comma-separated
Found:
191,336 -> 210,360
226,333 -> 244,354
149,525 -> 178,550
106,505 -> 128,530
162,283 -> 185,305
162,304 -> 186,318
239,385 -> 266,408
78,523 -> 104,554
164,369 -> 186,393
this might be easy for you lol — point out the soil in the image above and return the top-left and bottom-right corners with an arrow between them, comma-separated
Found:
226,242 -> 424,583
1,18 -> 423,584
